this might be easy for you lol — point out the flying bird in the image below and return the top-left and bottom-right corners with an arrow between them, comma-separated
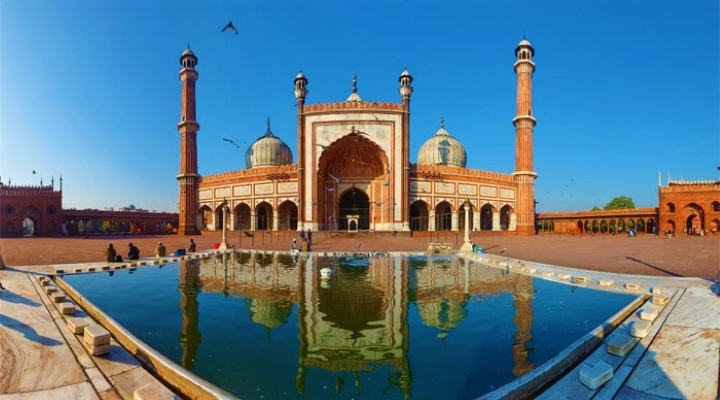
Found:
328,173 -> 342,183
316,144 -> 329,150
221,21 -> 238,34
32,170 -> 36,174
222,138 -> 239,148
500,247 -> 507,254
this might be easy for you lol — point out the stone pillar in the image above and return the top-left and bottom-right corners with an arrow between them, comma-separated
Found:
429,210 -> 436,231
473,210 -> 480,231
492,211 -> 501,231
250,210 -> 257,231
272,208 -> 279,231
451,210 -> 459,231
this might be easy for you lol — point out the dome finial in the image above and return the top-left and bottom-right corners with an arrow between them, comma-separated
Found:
267,116 -> 271,133
440,116 -> 445,129
352,73 -> 358,94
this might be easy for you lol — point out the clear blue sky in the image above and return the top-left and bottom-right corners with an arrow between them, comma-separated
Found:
1,0 -> 718,213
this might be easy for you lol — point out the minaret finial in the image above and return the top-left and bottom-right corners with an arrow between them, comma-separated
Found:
267,116 -> 271,132
352,73 -> 358,94
440,116 -> 445,129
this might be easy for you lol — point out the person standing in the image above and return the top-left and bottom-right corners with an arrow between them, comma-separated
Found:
188,239 -> 196,252
307,229 -> 312,245
291,238 -> 297,252
128,243 -> 140,260
105,243 -> 117,262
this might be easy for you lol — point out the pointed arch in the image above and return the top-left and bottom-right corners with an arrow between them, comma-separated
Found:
278,200 -> 298,230
410,200 -> 430,231
435,201 -> 453,231
255,201 -> 273,231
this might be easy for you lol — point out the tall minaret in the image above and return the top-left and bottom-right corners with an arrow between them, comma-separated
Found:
398,68 -> 413,231
294,71 -> 308,231
512,38 -> 537,236
177,47 -> 200,235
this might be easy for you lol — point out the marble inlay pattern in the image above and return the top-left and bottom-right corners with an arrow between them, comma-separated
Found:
626,325 -> 719,399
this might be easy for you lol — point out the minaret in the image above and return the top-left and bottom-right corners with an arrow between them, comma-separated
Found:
294,71 -> 308,231
177,47 -> 200,235
512,38 -> 537,236
398,68 -> 413,231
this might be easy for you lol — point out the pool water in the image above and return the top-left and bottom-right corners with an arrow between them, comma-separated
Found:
62,253 -> 636,399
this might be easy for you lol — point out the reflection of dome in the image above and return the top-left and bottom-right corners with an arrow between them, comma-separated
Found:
245,118 -> 293,168
247,298 -> 292,329
417,117 -> 467,168
417,299 -> 468,331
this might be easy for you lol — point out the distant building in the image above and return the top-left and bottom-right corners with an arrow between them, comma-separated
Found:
177,39 -> 539,236
0,177 -> 178,237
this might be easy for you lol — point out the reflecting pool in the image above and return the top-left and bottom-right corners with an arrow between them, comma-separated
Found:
62,253 -> 637,399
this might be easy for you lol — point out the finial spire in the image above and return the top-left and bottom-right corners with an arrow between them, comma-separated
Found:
440,116 -> 445,129
352,73 -> 358,94
267,116 -> 271,132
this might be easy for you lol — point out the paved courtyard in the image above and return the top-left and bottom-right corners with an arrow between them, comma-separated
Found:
1,232 -> 718,278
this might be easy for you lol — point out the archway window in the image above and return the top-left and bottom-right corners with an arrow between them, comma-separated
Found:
499,205 -> 512,231
713,201 -> 720,212
48,205 -> 57,214
435,202 -> 452,231
5,205 -> 15,214
666,203 -> 676,213
480,204 -> 494,231
410,201 -> 429,231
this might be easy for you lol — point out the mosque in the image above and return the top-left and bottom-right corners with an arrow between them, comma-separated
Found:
177,39 -> 538,236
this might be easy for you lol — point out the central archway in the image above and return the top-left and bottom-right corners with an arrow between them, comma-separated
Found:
338,188 -> 370,230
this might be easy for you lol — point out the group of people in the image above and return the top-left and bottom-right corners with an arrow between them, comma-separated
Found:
105,239 -> 197,262
292,229 -> 313,252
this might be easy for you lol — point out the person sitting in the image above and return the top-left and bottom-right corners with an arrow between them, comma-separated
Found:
105,243 -> 117,263
154,242 -> 167,257
188,239 -> 196,252
115,255 -> 123,262
128,243 -> 140,260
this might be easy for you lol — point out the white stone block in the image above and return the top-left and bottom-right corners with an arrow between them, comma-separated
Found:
575,276 -> 588,284
527,268 -> 537,273
50,292 -> 66,303
630,320 -> 652,338
607,334 -> 638,357
542,272 -> 555,277
625,283 -> 641,290
557,274 -> 571,280
82,339 -> 111,356
640,305 -> 660,321
59,302 -> 75,315
68,317 -> 89,334
599,279 -> 614,286
579,361 -> 613,390
652,295 -> 669,306
652,286 -> 662,295
84,324 -> 111,346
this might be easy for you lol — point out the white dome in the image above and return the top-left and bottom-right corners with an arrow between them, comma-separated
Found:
245,119 -> 293,168
417,118 -> 467,168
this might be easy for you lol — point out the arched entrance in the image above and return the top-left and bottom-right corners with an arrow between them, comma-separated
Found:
256,202 -> 273,231
435,201 -> 452,231
278,200 -> 298,230
23,217 -> 36,237
317,130 -> 389,231
338,188 -> 370,231
481,204 -> 494,231
233,203 -> 251,231
410,201 -> 429,231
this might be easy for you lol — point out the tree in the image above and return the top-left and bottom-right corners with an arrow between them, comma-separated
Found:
591,206 -> 601,211
604,196 -> 635,210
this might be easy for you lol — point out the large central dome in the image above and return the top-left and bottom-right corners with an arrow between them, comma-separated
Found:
417,118 -> 467,168
245,119 -> 293,169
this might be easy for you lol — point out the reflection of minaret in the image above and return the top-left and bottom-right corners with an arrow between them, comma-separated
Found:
511,274 -> 535,377
513,37 -> 537,236
178,259 -> 202,370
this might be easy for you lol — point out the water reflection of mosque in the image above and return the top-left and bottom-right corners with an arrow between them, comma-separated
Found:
177,252 -> 536,396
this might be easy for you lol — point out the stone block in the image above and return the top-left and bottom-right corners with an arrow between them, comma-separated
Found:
558,274 -> 571,280
574,276 -> 588,284
59,302 -> 76,315
51,292 -> 66,303
45,285 -> 58,294
68,317 -> 89,334
542,272 -> 555,277
652,295 -> 669,306
527,268 -> 537,273
625,283 -> 640,290
630,320 -> 652,338
652,286 -> 663,295
87,267 -> 96,272
84,324 -> 111,346
37,275 -> 46,282
101,266 -> 110,271
82,339 -> 111,356
74,268 -> 83,273
640,305 -> 660,321
607,334 -> 638,357
41,279 -> 50,286
599,279 -> 614,286
579,361 -> 613,390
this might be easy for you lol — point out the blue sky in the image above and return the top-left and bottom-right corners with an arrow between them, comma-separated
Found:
1,0 -> 718,213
